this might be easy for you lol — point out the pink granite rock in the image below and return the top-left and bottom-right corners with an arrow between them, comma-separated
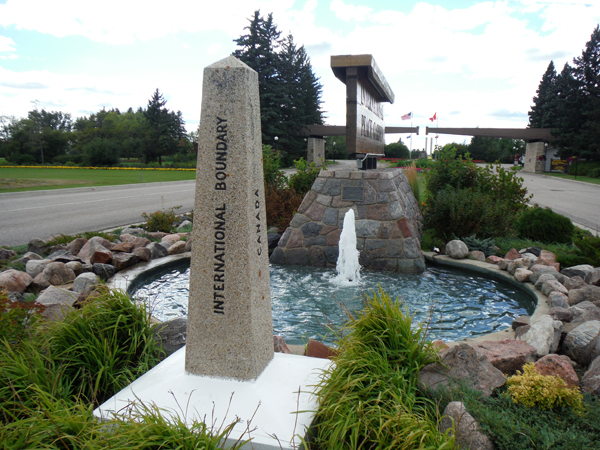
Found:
112,242 -> 134,253
306,339 -> 338,359
133,247 -> 152,262
162,234 -> 182,245
78,236 -> 113,263
504,248 -> 521,260
472,339 -> 537,374
167,241 -> 187,255
89,245 -> 113,265
485,255 -> 503,265
273,336 -> 291,354
0,269 -> 33,293
66,237 -> 87,256
468,251 -> 486,262
534,354 -> 579,389
514,268 -> 533,282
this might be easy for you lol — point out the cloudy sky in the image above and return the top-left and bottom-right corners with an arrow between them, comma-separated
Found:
1,0 -> 599,149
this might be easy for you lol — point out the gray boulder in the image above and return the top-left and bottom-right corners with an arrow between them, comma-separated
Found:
175,220 -> 192,232
133,247 -> 152,262
570,301 -> 600,324
440,402 -> 494,450
153,317 -> 187,360
26,238 -> 50,256
32,262 -> 76,290
66,237 -> 87,256
549,292 -> 570,308
561,264 -> 595,279
72,272 -> 100,293
120,227 -> 146,237
582,355 -> 600,397
529,266 -> 562,285
111,252 -> 139,271
542,279 -> 568,297
518,314 -> 562,357
92,263 -> 116,281
36,286 -> 78,321
562,320 -> 600,366
446,240 -> 469,259
569,285 -> 600,306
585,268 -> 600,287
0,248 -> 16,260
564,276 -> 587,291
549,307 -> 573,323
147,242 -> 168,259
65,261 -> 83,276
418,343 -> 506,397
26,259 -> 53,278
534,273 -> 557,291
15,252 -> 43,265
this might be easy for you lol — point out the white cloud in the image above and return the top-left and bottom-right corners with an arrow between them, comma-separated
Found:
330,0 -> 372,22
0,35 -> 16,52
207,43 -> 222,55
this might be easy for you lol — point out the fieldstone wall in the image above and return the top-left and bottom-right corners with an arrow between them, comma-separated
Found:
270,168 -> 426,273
523,141 -> 545,173
307,137 -> 325,167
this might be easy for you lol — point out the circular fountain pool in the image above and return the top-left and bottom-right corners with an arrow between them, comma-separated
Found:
130,259 -> 535,345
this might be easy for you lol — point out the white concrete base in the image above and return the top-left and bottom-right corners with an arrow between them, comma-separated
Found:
94,348 -> 331,449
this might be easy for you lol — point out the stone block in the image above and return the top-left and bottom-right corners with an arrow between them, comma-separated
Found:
305,202 -> 326,221
355,220 -> 380,238
285,248 -> 309,266
308,246 -> 327,266
396,217 -> 413,238
301,222 -> 322,237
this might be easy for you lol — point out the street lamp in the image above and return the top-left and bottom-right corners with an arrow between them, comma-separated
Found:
274,136 -> 278,151
332,141 -> 336,162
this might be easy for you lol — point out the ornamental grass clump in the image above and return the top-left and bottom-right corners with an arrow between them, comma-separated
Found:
309,287 -> 454,450
506,363 -> 584,413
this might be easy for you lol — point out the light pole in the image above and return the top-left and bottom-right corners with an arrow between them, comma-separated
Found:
274,136 -> 278,152
332,141 -> 336,162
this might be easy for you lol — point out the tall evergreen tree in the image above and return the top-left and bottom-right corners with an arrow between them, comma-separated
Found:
233,11 -> 323,165
143,89 -> 186,165
529,61 -> 558,128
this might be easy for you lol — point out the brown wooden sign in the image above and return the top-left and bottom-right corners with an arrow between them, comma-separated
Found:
331,55 -> 394,156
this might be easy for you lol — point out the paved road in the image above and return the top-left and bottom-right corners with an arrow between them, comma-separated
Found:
0,181 -> 196,247
1,162 -> 598,248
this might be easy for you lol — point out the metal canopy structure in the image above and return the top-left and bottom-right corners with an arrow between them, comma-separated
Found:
425,127 -> 556,142
301,125 -> 419,137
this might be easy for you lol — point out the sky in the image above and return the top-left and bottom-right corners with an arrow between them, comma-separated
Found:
1,0 -> 600,150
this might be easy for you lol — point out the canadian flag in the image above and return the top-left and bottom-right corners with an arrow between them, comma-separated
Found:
429,113 -> 437,122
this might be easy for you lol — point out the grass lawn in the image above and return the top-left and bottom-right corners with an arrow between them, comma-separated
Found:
0,167 -> 196,193
545,172 -> 600,185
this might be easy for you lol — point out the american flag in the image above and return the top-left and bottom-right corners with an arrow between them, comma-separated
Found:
401,112 -> 412,120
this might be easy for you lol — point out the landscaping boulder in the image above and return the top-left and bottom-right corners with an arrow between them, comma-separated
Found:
26,259 -> 52,278
27,238 -> 50,256
274,336 -> 291,354
184,238 -> 192,253
539,250 -> 560,271
418,343 -> 506,397
485,255 -> 502,265
153,317 -> 187,360
440,402 -> 494,450
120,227 -> 146,237
512,315 -> 530,330
47,250 -> 82,264
569,285 -> 600,306
32,262 -> 76,290
529,266 -> 562,285
147,242 -> 168,259
582,355 -> 600,397
176,220 -> 192,232
36,286 -> 78,321
133,247 -> 152,262
541,279 -> 568,297
515,324 -> 530,339
120,235 -> 151,249
72,272 -> 100,293
518,314 -> 562,357
306,339 -> 338,359
147,232 -> 168,240
514,268 -> 532,283
66,237 -> 87,256
562,320 -> 600,366
92,263 -> 116,281
471,339 -> 537,374
584,268 -> 600,287
111,242 -> 134,253
468,251 -> 486,262
504,248 -> 521,260
168,241 -> 187,255
561,264 -> 595,279
446,240 -> 469,259
162,234 -> 181,245
111,252 -> 139,271
534,273 -> 557,291
0,269 -> 33,293
15,252 -> 43,265
0,248 -> 16,260
549,292 -> 570,308
570,301 -> 600,324
89,244 -> 113,265
77,236 -> 113,263
549,307 -> 573,323
65,261 -> 83,276
534,354 -> 579,389
564,276 -> 587,291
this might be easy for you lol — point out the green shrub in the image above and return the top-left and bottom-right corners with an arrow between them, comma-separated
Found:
0,291 -> 44,345
142,205 -> 181,232
82,138 -> 121,167
556,235 -> 600,267
460,235 -> 497,256
288,157 -> 320,197
424,187 -> 515,241
426,148 -> 479,195
311,287 -> 453,450
262,144 -> 287,189
516,205 -> 574,244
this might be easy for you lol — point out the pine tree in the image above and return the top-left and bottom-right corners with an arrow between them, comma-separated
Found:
143,89 -> 186,165
233,11 -> 323,165
529,61 -> 557,128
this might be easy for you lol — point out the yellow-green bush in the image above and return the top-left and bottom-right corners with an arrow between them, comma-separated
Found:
506,363 -> 583,413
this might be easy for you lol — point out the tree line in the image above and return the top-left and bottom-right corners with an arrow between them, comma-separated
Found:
529,25 -> 600,160
0,89 -> 191,167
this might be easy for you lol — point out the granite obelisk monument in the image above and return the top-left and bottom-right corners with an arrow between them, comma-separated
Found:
186,55 -> 274,380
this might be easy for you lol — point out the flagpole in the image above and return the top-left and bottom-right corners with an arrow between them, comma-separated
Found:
409,113 -> 413,155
